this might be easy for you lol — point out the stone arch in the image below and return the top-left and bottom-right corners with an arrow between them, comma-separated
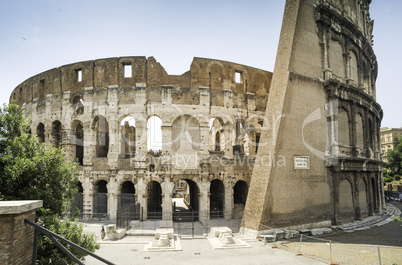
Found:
37,123 -> 45,143
358,177 -> 368,218
120,116 -> 136,158
118,181 -> 136,213
233,180 -> 248,218
337,107 -> 351,147
355,112 -> 365,149
72,95 -> 84,115
172,179 -> 200,221
171,114 -> 200,153
234,118 -> 249,155
147,180 -> 162,219
93,180 -> 108,219
93,116 -> 109,158
210,179 -> 225,218
339,178 -> 354,221
349,50 -> 358,85
72,120 -> 84,165
51,120 -> 62,148
209,117 -> 225,152
208,62 -> 224,89
147,115 -> 162,152
329,39 -> 345,80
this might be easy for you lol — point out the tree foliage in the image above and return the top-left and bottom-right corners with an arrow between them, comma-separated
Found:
0,103 -> 99,263
385,137 -> 402,178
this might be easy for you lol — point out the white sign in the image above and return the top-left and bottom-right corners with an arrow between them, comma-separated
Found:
294,156 -> 309,169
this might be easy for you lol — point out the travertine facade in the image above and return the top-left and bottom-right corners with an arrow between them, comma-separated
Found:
242,0 -> 384,233
10,0 -> 384,230
10,57 -> 272,222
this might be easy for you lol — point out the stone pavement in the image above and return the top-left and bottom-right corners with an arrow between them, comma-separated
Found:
82,232 -> 327,265
81,204 -> 402,265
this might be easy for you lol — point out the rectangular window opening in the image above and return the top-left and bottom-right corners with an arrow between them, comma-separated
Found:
40,79 -> 45,89
235,71 -> 242,84
124,64 -> 132,78
76,69 -> 82,82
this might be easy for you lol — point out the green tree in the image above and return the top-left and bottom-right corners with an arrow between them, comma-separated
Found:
0,103 -> 99,264
385,137 -> 402,177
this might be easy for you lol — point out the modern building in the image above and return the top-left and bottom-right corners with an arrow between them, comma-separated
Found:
380,127 -> 402,160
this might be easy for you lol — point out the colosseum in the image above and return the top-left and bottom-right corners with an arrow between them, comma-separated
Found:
10,0 -> 385,234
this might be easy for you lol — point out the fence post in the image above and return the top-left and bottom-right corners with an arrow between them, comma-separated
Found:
377,246 -> 381,265
296,234 -> 303,256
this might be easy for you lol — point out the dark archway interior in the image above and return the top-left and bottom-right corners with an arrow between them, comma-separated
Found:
234,181 -> 248,205
210,179 -> 224,218
147,181 -> 162,219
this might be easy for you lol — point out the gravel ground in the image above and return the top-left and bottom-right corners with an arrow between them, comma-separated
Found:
275,203 -> 402,265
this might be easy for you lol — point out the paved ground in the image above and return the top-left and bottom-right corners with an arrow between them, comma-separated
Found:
81,203 -> 402,265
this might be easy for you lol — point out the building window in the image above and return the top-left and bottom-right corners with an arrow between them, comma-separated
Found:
235,71 -> 243,84
76,69 -> 82,82
124,64 -> 132,78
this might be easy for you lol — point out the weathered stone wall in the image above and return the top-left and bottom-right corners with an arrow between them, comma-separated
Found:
242,0 -> 383,233
11,57 -> 271,222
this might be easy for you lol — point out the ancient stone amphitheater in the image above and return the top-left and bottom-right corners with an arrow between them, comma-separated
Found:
11,0 -> 385,234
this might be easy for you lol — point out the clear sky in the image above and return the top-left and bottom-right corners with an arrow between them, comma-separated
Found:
0,0 -> 401,128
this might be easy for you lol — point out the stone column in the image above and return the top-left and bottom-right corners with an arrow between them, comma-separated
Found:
223,123 -> 234,158
224,174 -> 233,219
0,200 -> 43,265
161,124 -> 172,154
161,175 -> 174,223
107,86 -> 119,167
83,177 -> 93,220
83,87 -> 94,166
198,176 -> 211,223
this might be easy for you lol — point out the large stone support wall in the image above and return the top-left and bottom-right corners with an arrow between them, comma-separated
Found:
242,0 -> 383,233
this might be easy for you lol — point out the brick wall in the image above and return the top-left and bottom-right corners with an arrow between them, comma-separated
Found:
0,201 -> 42,265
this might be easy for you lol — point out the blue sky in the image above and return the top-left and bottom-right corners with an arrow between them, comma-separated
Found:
0,0 -> 401,128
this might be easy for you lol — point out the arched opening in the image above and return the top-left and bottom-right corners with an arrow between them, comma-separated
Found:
51,121 -> 62,148
172,115 -> 200,153
93,180 -> 108,219
233,181 -> 248,218
339,179 -> 354,222
349,50 -> 358,85
172,179 -> 199,222
147,116 -> 162,152
72,96 -> 84,115
94,116 -> 109,157
215,131 -> 221,151
210,179 -> 224,218
337,108 -> 350,147
120,116 -> 136,158
37,123 -> 45,143
147,181 -> 162,219
234,119 -> 248,155
209,117 -> 225,152
118,181 -> 137,214
75,122 -> 84,165
355,113 -> 364,149
71,182 -> 83,219
358,178 -> 368,218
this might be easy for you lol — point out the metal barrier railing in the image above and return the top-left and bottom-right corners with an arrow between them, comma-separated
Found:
24,218 -> 114,265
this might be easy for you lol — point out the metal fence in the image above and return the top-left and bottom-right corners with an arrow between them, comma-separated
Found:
117,210 -> 244,238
